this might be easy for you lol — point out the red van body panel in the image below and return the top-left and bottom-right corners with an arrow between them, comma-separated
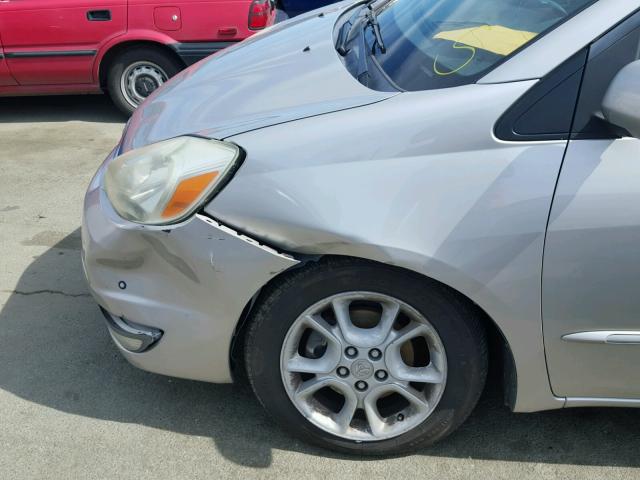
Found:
0,0 -> 275,96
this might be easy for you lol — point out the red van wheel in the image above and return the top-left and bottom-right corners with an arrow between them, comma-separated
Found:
107,47 -> 182,116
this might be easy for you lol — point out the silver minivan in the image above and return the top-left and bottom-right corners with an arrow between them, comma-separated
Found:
82,0 -> 640,455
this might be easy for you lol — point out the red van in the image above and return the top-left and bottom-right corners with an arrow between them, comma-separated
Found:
0,0 -> 275,114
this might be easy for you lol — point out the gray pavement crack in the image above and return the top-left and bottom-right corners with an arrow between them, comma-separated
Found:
1,289 -> 91,298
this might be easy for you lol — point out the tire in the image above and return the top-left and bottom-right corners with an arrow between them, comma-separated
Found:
106,46 -> 182,116
245,257 -> 488,455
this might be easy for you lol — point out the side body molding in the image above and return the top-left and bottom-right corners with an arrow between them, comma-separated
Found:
563,331 -> 640,345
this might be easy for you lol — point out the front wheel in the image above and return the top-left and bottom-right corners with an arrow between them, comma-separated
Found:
244,258 -> 488,455
107,47 -> 182,116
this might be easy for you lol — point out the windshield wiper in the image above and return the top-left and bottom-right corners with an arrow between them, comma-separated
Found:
337,1 -> 386,57
365,4 -> 386,54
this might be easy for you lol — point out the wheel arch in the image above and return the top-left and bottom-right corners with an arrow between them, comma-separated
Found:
230,254 -> 518,410
97,39 -> 185,90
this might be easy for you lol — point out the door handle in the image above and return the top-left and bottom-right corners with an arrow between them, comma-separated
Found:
87,10 -> 111,21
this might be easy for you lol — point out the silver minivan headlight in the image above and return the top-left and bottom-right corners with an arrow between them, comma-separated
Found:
104,136 -> 241,225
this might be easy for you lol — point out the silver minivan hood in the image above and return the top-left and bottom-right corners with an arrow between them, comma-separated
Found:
121,3 -> 397,152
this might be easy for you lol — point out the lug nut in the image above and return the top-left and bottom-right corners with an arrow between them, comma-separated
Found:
397,413 -> 405,422
369,348 -> 382,360
355,381 -> 368,391
374,369 -> 388,381
345,346 -> 358,358
337,366 -> 349,378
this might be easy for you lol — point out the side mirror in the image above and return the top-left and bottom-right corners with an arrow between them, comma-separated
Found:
602,60 -> 640,138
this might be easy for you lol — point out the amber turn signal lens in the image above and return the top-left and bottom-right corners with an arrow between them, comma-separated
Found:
162,171 -> 219,219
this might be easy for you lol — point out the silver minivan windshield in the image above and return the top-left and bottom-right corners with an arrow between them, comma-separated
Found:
358,0 -> 597,91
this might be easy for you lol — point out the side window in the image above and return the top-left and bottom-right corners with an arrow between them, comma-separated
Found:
572,13 -> 640,139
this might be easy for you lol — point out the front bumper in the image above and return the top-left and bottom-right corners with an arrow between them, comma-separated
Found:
81,158 -> 298,383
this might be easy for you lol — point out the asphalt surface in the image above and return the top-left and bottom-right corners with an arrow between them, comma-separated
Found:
1,95 -> 639,480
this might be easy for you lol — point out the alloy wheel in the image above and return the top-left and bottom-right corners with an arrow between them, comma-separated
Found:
280,292 -> 447,441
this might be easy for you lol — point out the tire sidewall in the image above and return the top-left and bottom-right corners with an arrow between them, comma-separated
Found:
246,261 -> 487,455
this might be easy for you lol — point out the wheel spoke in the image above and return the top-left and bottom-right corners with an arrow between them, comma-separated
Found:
378,301 -> 400,342
388,322 -> 430,344
284,313 -> 341,374
286,354 -> 337,375
332,386 -> 359,434
394,384 -> 430,415
389,363 -> 445,384
332,297 -> 358,343
302,314 -> 339,343
363,388 -> 389,437
385,320 -> 446,384
294,376 -> 333,400
332,297 -> 401,347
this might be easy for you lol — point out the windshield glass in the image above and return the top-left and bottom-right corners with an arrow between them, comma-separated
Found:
365,0 -> 596,91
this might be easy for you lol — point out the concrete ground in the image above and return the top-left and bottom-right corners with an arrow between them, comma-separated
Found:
0,95 -> 639,480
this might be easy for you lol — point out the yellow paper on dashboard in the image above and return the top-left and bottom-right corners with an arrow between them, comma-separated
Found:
434,25 -> 537,56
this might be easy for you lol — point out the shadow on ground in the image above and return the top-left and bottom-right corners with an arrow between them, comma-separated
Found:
0,95 -> 126,124
0,230 -> 639,468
